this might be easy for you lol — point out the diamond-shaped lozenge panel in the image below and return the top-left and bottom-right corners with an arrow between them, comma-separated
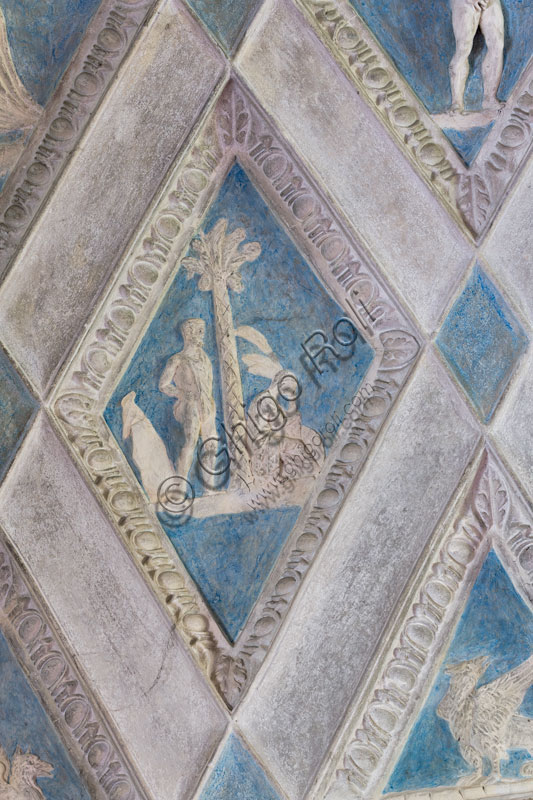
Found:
104,162 -> 374,642
437,265 -> 528,422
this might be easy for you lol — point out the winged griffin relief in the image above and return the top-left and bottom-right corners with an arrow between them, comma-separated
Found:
438,654 -> 533,784
322,452 -> 533,799
0,744 -> 52,800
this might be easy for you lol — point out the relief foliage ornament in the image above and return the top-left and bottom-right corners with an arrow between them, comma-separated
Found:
51,79 -> 420,709
322,449 -> 533,800
296,0 -> 533,239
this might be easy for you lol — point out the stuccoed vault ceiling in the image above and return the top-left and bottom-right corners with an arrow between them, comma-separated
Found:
0,0 -> 532,799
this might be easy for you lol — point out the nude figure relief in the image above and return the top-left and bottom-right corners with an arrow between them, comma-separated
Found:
121,218 -> 324,519
434,0 -> 506,130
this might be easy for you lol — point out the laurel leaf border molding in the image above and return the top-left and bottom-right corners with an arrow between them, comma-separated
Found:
0,530 -> 152,800
318,447 -> 533,800
295,0 -> 533,241
49,77 -> 421,709
0,0 -> 157,276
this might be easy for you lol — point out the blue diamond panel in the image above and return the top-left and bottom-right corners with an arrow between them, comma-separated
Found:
0,628 -> 91,799
200,735 -> 281,800
105,161 -> 374,642
185,0 -> 262,52
348,0 -> 533,162
437,265 -> 528,422
0,348 -> 37,482
385,551 -> 533,793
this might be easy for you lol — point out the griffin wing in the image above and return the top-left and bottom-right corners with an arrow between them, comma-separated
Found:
474,655 -> 533,726
507,714 -> 533,752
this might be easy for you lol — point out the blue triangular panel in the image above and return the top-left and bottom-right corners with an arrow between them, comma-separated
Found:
200,735 -> 281,800
0,629 -> 91,799
385,550 -> 533,793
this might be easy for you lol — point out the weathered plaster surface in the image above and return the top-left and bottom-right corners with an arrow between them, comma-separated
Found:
0,0 -> 224,397
0,412 -> 227,800
236,0 -> 474,334
237,352 -> 480,799
0,0 -> 531,798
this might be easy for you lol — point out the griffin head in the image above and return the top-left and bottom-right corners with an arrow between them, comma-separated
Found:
11,746 -> 53,784
437,656 -> 490,721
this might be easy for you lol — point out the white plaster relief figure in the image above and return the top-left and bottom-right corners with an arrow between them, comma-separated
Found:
159,318 -> 218,486
121,220 -> 325,517
449,0 -> 504,113
437,654 -> 533,785
0,744 -> 53,800
121,391 -> 174,504
434,0 -> 505,129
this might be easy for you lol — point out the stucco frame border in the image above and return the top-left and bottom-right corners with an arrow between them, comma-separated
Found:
319,447 -> 533,800
0,529 -> 152,800
49,77 -> 421,709
0,0 -> 158,276
295,0 -> 533,241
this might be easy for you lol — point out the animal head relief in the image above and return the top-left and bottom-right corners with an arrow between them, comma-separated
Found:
0,743 -> 53,800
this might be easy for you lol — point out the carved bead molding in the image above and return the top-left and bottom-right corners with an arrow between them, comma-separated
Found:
49,77 -> 420,709
296,0 -> 533,241
0,532 -> 151,800
0,0 -> 155,275
319,448 -> 533,800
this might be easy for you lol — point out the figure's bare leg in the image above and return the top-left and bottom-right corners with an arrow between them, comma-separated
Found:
449,0 -> 481,112
480,0 -> 505,109
176,415 -> 200,482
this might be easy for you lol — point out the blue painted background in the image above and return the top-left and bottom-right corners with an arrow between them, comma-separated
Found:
385,550 -> 533,793
0,347 -> 37,483
0,629 -> 91,799
437,265 -> 528,422
185,0 -> 261,53
2,0 -> 102,107
349,0 -> 533,162
105,161 -> 373,641
443,122 -> 495,166
199,734 -> 281,800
